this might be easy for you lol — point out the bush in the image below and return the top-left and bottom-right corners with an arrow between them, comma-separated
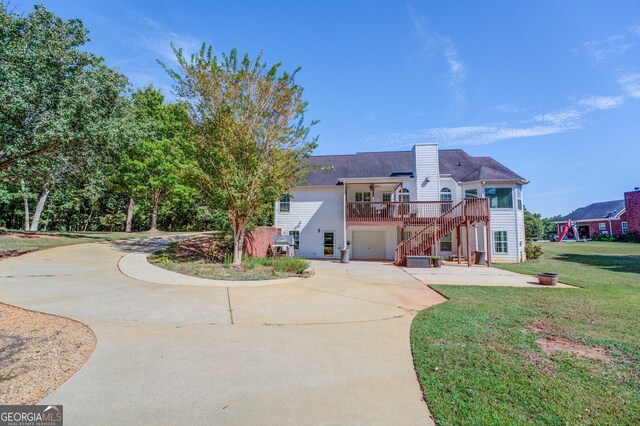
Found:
614,232 -> 640,243
525,240 -> 543,260
592,233 -> 616,242
243,256 -> 309,275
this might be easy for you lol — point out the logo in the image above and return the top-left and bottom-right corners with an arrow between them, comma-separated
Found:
0,405 -> 63,426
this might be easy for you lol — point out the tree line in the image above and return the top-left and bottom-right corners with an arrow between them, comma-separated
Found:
0,5 -> 317,264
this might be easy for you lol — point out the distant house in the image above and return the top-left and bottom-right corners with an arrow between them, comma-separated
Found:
554,188 -> 640,239
274,143 -> 528,265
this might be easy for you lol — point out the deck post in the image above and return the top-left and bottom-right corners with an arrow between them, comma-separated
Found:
466,221 -> 472,267
456,225 -> 461,264
485,220 -> 492,267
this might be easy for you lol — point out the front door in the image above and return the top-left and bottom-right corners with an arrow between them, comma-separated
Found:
323,232 -> 335,258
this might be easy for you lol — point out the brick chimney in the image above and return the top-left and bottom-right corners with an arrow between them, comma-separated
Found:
624,188 -> 640,234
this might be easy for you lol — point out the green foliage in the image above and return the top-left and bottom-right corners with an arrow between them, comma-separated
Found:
523,207 -> 553,240
0,4 -> 132,174
614,231 -> 640,243
592,233 -> 616,242
242,256 -> 309,275
524,240 -> 543,259
162,44 -> 318,264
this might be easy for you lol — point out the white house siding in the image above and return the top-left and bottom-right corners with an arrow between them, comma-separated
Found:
274,186 -> 345,259
439,177 -> 461,204
347,226 -> 397,260
413,144 -> 440,201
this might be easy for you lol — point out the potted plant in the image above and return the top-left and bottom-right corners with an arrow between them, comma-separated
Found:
537,272 -> 558,286
431,256 -> 443,268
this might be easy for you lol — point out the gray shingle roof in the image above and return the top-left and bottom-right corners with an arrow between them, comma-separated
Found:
300,149 -> 525,186
556,200 -> 626,222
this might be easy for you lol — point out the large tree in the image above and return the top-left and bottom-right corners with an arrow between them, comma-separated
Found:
164,45 -> 318,264
123,86 -> 191,231
0,4 -> 130,175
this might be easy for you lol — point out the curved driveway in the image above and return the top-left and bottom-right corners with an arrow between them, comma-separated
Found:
0,237 -> 445,425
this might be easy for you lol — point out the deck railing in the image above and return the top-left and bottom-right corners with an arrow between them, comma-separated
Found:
346,201 -> 457,225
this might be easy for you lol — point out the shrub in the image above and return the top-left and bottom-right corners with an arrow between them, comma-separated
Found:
614,232 -> 640,243
243,256 -> 309,275
592,233 -> 616,242
525,240 -> 543,260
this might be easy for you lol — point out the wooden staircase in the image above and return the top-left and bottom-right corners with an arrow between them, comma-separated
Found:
394,198 -> 490,266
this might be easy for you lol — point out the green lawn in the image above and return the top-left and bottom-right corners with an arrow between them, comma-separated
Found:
411,241 -> 640,425
0,230 -> 174,251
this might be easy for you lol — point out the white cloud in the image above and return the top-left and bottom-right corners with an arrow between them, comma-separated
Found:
368,122 -> 576,147
368,91 -> 627,147
132,16 -> 201,65
408,7 -> 467,110
631,25 -> 640,36
617,72 -> 640,98
491,104 -> 526,113
578,95 -> 625,110
583,35 -> 632,63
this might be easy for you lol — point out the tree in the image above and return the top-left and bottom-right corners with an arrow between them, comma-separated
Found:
0,5 -> 97,172
524,207 -> 550,240
164,45 -> 318,265
124,86 -> 191,231
0,4 -> 134,231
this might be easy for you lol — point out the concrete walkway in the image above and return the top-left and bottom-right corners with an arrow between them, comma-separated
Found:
0,238 -> 444,425
404,262 -> 573,288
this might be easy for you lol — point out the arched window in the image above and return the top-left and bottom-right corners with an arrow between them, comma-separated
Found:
440,188 -> 452,213
399,188 -> 410,202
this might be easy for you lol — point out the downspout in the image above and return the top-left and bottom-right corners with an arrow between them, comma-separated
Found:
343,183 -> 348,251
608,219 -> 612,236
514,185 -> 521,262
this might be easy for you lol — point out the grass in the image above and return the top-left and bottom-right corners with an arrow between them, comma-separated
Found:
0,230 -> 173,251
149,240 -> 309,281
411,241 -> 640,425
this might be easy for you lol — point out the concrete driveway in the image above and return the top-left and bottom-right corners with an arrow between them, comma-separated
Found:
0,237 -> 445,425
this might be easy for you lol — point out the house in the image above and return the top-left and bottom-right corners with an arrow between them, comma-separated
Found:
274,143 -> 528,265
554,188 -> 640,239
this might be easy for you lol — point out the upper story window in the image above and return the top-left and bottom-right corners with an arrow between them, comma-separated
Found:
516,186 -> 523,210
464,189 -> 478,199
279,195 -> 290,212
355,192 -> 371,202
399,188 -> 410,202
622,222 -> 628,234
440,188 -> 452,213
382,192 -> 392,202
485,187 -> 513,209
440,188 -> 452,201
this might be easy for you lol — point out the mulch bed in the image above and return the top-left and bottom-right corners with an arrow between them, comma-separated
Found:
0,303 -> 96,404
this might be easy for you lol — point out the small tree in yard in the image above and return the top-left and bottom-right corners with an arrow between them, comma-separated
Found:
164,45 -> 318,265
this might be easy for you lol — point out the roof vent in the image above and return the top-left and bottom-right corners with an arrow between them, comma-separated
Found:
457,161 -> 461,166
635,187 -> 640,191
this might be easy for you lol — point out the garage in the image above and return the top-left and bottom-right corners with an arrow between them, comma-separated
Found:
351,231 -> 386,259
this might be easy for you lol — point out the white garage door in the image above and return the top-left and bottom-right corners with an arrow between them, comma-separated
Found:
351,231 -> 386,259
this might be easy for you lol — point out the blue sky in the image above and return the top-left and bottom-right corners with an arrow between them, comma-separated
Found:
18,1 -> 640,217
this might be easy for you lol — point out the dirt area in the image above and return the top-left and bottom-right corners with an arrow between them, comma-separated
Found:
536,337 -> 611,364
0,303 -> 96,404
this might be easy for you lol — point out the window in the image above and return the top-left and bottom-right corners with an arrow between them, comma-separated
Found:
279,195 -> 290,212
464,189 -> 478,198
440,232 -> 452,251
599,223 -> 606,231
288,230 -> 300,249
355,192 -> 371,202
399,188 -> 410,202
440,188 -> 452,213
494,231 -> 508,253
516,186 -> 523,210
485,188 -> 513,209
382,192 -> 392,202
622,222 -> 628,234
